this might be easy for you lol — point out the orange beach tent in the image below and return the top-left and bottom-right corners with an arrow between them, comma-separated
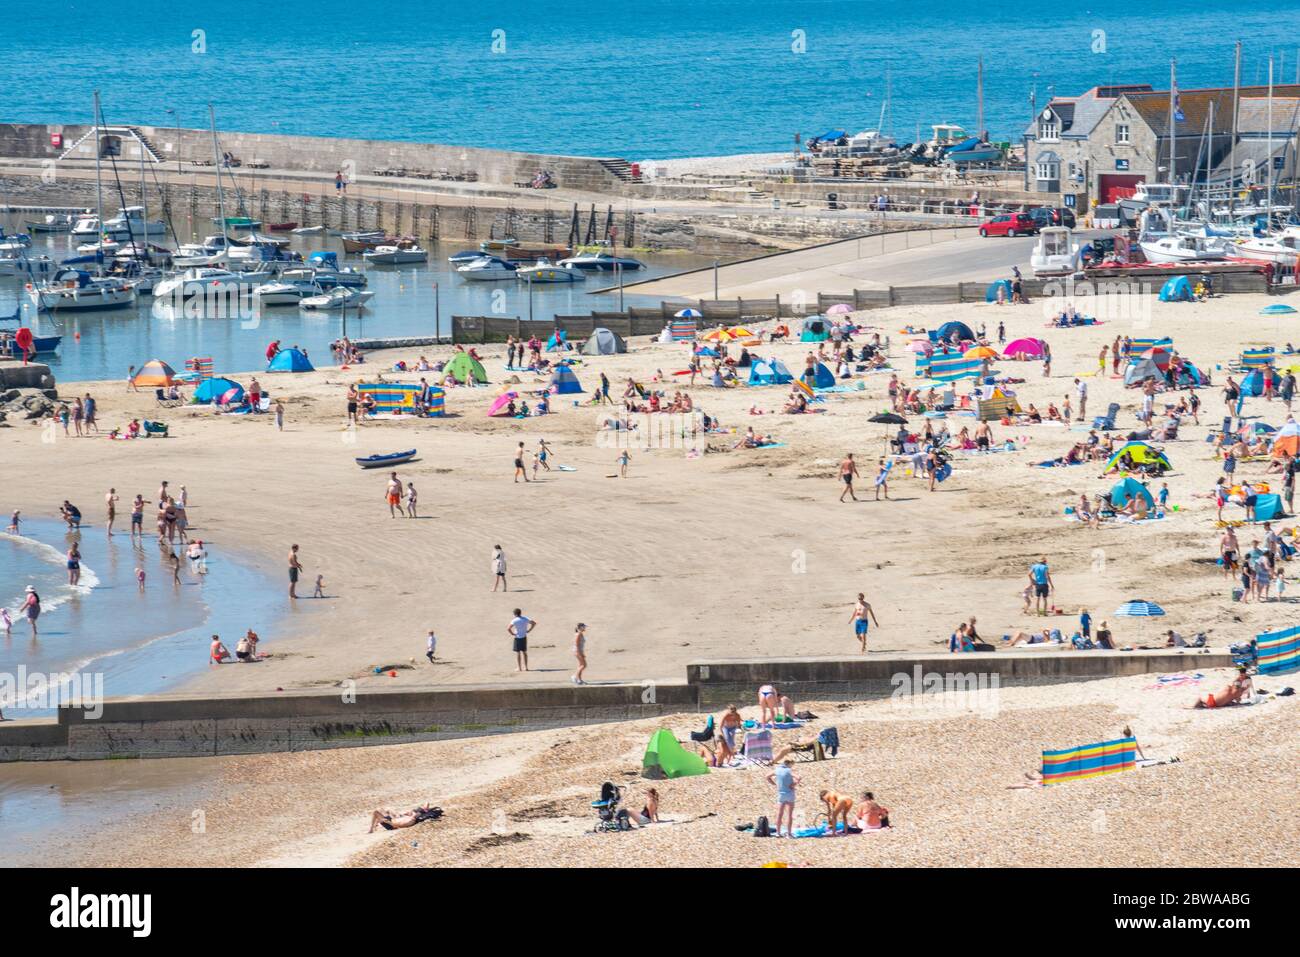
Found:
131,359 -> 178,388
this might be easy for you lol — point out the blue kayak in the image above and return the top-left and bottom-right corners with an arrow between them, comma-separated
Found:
355,449 -> 416,468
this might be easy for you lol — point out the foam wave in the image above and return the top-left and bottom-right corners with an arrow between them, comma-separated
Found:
0,531 -> 99,615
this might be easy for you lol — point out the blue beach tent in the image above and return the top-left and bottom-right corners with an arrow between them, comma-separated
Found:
1240,369 -> 1266,397
934,320 -> 976,344
193,376 -> 243,404
986,279 -> 1012,302
267,347 -> 314,372
748,357 -> 794,386
1255,493 -> 1286,521
1158,276 -> 1193,302
804,361 -> 835,389
1110,477 -> 1155,511
549,364 -> 583,394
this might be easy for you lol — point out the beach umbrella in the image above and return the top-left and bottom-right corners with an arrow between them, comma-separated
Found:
1115,600 -> 1165,618
964,345 -> 1000,360
726,325 -> 756,338
869,412 -> 908,424
825,303 -> 853,315
1260,304 -> 1297,315
701,328 -> 738,342
674,308 -> 703,318
217,387 -> 242,405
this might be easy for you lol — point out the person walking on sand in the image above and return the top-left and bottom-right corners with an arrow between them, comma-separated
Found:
617,450 -> 631,477
849,592 -> 880,653
105,488 -> 119,536
1098,346 -> 1108,377
425,629 -> 437,663
1029,556 -> 1054,615
839,452 -> 860,502
127,365 -> 137,392
514,442 -> 530,483
274,399 -> 285,431
405,482 -> 418,518
492,545 -> 508,592
288,544 -> 303,599
537,439 -> 552,473
386,471 -> 402,517
572,622 -> 588,685
766,759 -> 800,838
874,458 -> 890,500
508,608 -> 535,672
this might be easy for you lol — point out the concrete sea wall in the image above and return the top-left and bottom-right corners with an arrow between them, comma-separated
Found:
0,651 -> 1229,761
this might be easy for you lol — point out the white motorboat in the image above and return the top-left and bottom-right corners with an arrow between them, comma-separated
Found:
70,215 -> 105,239
456,255 -> 517,281
75,238 -> 121,255
103,206 -> 169,237
153,267 -> 254,302
363,243 -> 428,265
300,286 -> 375,310
1030,226 -> 1079,277
556,251 -> 645,272
0,254 -> 57,279
515,258 -> 585,283
253,269 -> 324,305
291,225 -> 325,235
1139,234 -> 1229,264
24,213 -> 75,233
30,269 -> 136,312
1231,232 -> 1300,264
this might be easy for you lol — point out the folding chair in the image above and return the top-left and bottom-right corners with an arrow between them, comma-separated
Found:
1092,402 -> 1120,430
742,728 -> 773,765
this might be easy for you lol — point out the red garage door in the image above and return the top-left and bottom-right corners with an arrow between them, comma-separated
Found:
1098,174 -> 1143,204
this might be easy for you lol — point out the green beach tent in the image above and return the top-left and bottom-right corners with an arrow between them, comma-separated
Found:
642,728 -> 709,779
441,352 -> 488,385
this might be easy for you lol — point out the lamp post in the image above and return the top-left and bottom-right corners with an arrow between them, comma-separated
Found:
617,261 -> 624,313
527,273 -> 534,323
432,281 -> 440,340
713,260 -> 719,299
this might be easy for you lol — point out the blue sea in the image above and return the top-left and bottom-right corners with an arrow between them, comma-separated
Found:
4,2 -> 1300,158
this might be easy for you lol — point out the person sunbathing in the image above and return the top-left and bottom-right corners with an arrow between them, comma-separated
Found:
783,393 -> 808,414
819,790 -> 855,835
369,804 -> 440,832
1006,770 -> 1044,789
1023,404 -> 1043,423
1046,403 -> 1061,421
856,791 -> 891,826
1194,667 -> 1254,709
1007,629 -> 1052,646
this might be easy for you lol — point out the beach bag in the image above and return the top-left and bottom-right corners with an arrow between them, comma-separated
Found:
754,816 -> 771,838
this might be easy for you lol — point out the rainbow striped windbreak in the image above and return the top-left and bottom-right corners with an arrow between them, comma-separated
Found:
1040,737 -> 1137,785
1240,348 -> 1275,370
929,355 -> 982,383
1256,625 -> 1300,676
357,383 -> 421,415
1129,337 -> 1173,355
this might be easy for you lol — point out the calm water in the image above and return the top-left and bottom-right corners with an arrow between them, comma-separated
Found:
0,518 -> 285,716
3,3 -> 1300,157
0,218 -> 706,382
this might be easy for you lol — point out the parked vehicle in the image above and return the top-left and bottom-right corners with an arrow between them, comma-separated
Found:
978,212 -> 1038,237
1027,207 -> 1076,229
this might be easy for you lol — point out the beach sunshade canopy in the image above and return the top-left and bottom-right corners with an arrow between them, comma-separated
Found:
1109,477 -> 1155,511
581,327 -> 627,355
800,317 -> 830,342
545,329 -> 568,351
642,728 -> 709,779
1115,600 -> 1165,617
674,308 -> 702,318
441,352 -> 488,384
1271,420 -> 1300,457
266,347 -> 314,372
985,279 -> 1013,302
965,345 -> 999,360
1104,442 -> 1171,473
549,365 -> 584,394
1158,275 -> 1193,302
193,376 -> 243,404
727,325 -> 757,337
935,321 -> 975,343
825,303 -> 853,315
1240,369 -> 1267,397
803,361 -> 835,389
131,359 -> 177,388
1003,337 -> 1045,358
702,327 -> 738,342
488,391 -> 519,416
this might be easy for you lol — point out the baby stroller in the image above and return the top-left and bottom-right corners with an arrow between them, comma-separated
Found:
591,781 -> 633,832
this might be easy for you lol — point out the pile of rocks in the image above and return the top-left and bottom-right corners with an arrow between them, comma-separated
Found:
0,387 -> 59,425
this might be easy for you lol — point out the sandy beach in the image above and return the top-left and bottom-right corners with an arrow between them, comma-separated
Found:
5,287 -> 1300,865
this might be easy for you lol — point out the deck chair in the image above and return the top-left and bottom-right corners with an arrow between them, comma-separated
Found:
1092,402 -> 1120,430
742,728 -> 773,765
154,388 -> 182,409
787,740 -> 825,762
689,714 -> 716,744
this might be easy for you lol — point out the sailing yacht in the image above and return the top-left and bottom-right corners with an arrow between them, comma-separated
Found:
29,268 -> 137,312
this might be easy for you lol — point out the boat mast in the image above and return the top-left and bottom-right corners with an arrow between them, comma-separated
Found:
1168,59 -> 1177,186
208,103 -> 228,247
1230,41 -> 1241,220
976,57 -> 984,136
139,135 -> 150,264
93,90 -> 104,275
1266,55 -> 1274,226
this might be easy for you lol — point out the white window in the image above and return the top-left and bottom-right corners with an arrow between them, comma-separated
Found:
1116,123 -> 1130,145
1039,120 -> 1059,141
1036,161 -> 1059,181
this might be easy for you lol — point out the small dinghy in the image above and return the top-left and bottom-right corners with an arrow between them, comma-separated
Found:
355,449 -> 417,469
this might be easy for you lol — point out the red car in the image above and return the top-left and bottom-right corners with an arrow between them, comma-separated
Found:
978,212 -> 1039,237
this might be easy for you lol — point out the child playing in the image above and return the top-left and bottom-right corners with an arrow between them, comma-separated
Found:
135,567 -> 146,591
425,629 -> 437,663
313,574 -> 325,598
6,510 -> 18,534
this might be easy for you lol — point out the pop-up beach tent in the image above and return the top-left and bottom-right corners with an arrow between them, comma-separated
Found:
1004,337 -> 1045,359
546,329 -> 568,352
800,317 -> 830,342
441,352 -> 488,385
985,279 -> 1012,302
1110,476 -> 1155,511
131,359 -> 177,388
193,376 -> 243,404
748,357 -> 794,386
934,320 -> 975,344
803,361 -> 835,389
549,365 -> 584,394
1158,276 -> 1193,302
642,728 -> 709,779
1104,442 -> 1171,473
488,391 -> 519,417
267,347 -> 314,372
581,327 -> 627,355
